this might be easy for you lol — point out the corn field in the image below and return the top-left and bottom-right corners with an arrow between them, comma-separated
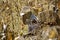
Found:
0,0 -> 60,40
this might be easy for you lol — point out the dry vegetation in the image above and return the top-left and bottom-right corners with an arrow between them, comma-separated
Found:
0,0 -> 60,40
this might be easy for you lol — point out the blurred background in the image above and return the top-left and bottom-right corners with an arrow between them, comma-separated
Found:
0,0 -> 60,40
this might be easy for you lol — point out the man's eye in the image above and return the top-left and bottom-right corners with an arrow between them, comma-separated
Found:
32,20 -> 37,24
